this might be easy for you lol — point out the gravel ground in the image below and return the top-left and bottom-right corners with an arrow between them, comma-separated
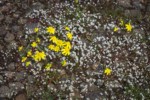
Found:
0,0 -> 150,100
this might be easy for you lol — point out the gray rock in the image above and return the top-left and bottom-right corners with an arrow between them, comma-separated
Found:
84,92 -> 102,100
132,0 -> 145,9
4,71 -> 15,79
7,62 -> 16,71
26,84 -> 38,95
95,79 -> 104,86
0,75 -> 4,84
0,26 -> 7,36
125,10 -> 141,17
5,16 -> 13,24
105,80 -> 122,88
6,40 -> 17,50
16,31 -> 23,38
4,33 -> 15,43
0,14 -> 4,22
13,11 -> 21,18
0,44 -> 4,50
88,84 -> 98,92
31,2 -> 45,10
9,82 -> 24,93
27,75 -> 35,83
15,93 -> 27,100
25,2 -> 45,17
12,25 -> 20,32
15,72 -> 26,81
147,3 -> 150,12
117,0 -> 132,8
0,86 -> 11,98
1,5 -> 10,12
18,17 -> 27,25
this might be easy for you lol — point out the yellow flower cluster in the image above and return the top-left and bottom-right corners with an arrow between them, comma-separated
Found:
48,26 -> 72,56
32,51 -> 46,62
113,19 -> 133,32
19,26 -> 73,70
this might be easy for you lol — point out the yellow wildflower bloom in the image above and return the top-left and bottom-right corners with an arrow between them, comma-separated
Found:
33,51 -> 46,62
48,44 -> 55,50
46,26 -> 55,34
31,42 -> 37,48
36,38 -> 40,43
61,60 -> 67,66
66,32 -> 73,40
34,27 -> 39,33
45,63 -> 52,71
64,41 -> 71,49
27,50 -> 32,57
104,68 -> 112,75
56,39 -> 65,47
53,46 -> 60,52
61,47 -> 71,56
21,57 -> 27,62
26,61 -> 31,67
49,36 -> 58,43
65,26 -> 70,31
114,27 -> 119,32
119,19 -> 124,26
18,46 -> 23,51
125,22 -> 132,32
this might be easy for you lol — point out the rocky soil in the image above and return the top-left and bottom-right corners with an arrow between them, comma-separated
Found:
0,0 -> 150,100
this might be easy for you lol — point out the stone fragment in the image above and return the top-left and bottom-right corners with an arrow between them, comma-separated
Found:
27,75 -> 35,83
4,33 -> 15,43
15,72 -> 26,81
15,93 -> 27,100
7,62 -> 16,71
9,82 -> 24,93
125,10 -> 141,17
0,26 -> 7,36
117,0 -> 132,8
0,86 -> 10,98
0,14 -> 4,22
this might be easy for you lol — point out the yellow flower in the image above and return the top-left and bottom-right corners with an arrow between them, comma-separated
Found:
27,50 -> 32,57
61,60 -> 67,66
56,39 -> 65,47
119,19 -> 124,26
46,26 -> 55,34
33,51 -> 46,62
64,41 -> 71,49
31,42 -> 37,48
21,57 -> 27,62
104,68 -> 112,75
34,27 -> 39,33
18,46 -> 23,51
125,22 -> 132,32
66,32 -> 73,40
48,44 -> 55,50
45,63 -> 52,71
26,61 -> 31,67
49,36 -> 58,43
36,38 -> 40,43
53,46 -> 60,52
65,26 -> 70,31
114,27 -> 119,32
61,47 -> 71,56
